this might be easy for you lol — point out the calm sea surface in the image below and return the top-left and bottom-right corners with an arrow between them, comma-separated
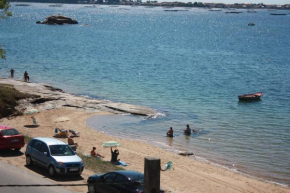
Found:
1,3 -> 290,185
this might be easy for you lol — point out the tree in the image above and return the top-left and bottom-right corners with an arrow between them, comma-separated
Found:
0,0 -> 12,60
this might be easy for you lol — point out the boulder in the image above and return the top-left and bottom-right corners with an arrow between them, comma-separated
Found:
36,15 -> 78,25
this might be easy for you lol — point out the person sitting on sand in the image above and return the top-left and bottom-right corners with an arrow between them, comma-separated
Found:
167,127 -> 174,137
111,147 -> 120,163
68,136 -> 78,146
183,124 -> 191,136
91,147 -> 105,158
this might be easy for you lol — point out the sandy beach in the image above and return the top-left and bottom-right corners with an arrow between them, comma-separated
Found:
1,79 -> 290,193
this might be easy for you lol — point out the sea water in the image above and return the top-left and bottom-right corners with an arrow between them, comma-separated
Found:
0,3 -> 290,185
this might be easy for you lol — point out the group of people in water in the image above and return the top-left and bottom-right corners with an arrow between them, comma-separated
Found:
166,124 -> 197,137
9,68 -> 30,82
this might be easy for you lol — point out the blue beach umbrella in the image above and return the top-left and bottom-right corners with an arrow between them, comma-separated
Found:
102,141 -> 121,148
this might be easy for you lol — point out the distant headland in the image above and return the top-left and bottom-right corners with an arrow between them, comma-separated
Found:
11,0 -> 290,10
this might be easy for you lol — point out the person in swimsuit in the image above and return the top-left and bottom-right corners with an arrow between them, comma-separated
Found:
91,147 -> 104,158
183,124 -> 191,136
167,127 -> 174,137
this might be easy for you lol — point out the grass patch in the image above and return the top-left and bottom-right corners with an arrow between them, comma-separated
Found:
78,153 -> 124,174
24,135 -> 32,144
0,83 -> 39,118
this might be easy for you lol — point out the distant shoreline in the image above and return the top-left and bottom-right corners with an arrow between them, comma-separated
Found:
10,2 -> 290,10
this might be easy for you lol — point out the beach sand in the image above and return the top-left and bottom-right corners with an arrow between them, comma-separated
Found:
0,79 -> 290,193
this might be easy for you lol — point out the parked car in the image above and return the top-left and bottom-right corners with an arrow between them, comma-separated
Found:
25,137 -> 84,176
87,170 -> 164,193
0,125 -> 25,151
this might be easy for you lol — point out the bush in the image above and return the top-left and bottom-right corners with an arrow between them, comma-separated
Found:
0,84 -> 39,118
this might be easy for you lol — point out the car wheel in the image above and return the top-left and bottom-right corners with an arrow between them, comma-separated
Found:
26,155 -> 33,166
48,165 -> 56,177
88,183 -> 95,193
14,148 -> 21,151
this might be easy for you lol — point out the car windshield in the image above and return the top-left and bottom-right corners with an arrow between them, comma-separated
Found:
1,129 -> 20,136
49,145 -> 75,156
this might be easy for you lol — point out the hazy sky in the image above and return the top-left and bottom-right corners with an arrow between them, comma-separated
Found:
181,0 -> 289,5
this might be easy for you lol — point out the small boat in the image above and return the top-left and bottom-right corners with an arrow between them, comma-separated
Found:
225,11 -> 243,14
238,92 -> 263,101
270,13 -> 287,16
208,9 -> 222,11
49,4 -> 62,7
15,4 -> 30,6
248,23 -> 255,26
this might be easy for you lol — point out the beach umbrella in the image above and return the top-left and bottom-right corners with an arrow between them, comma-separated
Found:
102,141 -> 121,148
24,108 -> 39,115
54,117 -> 70,122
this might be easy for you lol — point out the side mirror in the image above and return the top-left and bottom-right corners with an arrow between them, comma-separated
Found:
74,151 -> 77,154
44,152 -> 48,156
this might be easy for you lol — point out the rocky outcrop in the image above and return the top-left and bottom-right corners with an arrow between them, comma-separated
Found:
36,15 -> 78,25
0,79 -> 158,117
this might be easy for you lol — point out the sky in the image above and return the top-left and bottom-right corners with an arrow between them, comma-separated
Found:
182,0 -> 289,4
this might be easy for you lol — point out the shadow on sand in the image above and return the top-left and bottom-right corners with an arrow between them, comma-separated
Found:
25,165 -> 84,182
24,125 -> 39,128
0,149 -> 24,157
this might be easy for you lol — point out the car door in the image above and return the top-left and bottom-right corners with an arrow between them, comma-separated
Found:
38,143 -> 51,168
95,172 -> 120,193
30,140 -> 43,166
113,174 -> 133,193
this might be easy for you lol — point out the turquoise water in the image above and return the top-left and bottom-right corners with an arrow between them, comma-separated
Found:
1,3 -> 290,185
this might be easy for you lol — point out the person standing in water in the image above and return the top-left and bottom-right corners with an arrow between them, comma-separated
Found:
183,124 -> 191,135
167,127 -> 174,137
10,69 -> 14,78
24,71 -> 28,81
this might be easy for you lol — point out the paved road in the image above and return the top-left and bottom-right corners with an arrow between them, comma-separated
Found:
0,160 -> 74,193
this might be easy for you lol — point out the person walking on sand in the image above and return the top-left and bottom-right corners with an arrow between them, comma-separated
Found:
167,127 -> 174,137
10,68 -> 14,78
24,71 -> 28,81
91,147 -> 105,158
183,124 -> 191,136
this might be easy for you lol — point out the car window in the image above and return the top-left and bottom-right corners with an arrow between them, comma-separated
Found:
115,175 -> 130,184
103,173 -> 117,184
39,143 -> 49,154
49,145 -> 74,156
31,141 -> 42,151
1,129 -> 20,136
131,174 -> 144,185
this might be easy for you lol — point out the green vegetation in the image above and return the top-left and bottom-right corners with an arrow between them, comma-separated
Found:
79,153 -> 123,173
24,135 -> 32,144
0,84 -> 39,118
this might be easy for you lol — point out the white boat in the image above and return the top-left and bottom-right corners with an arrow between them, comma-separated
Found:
49,4 -> 62,7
